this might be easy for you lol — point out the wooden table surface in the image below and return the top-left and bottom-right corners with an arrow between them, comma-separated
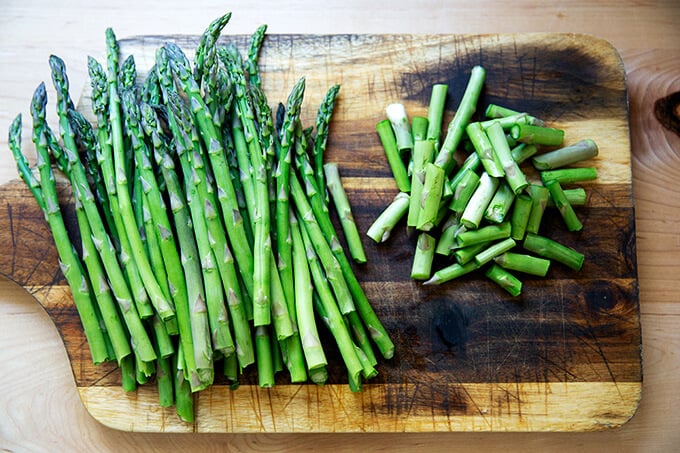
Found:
1,0 -> 678,451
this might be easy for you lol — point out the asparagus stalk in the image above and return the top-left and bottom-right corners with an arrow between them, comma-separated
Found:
411,116 -> 429,142
299,217 -> 364,389
484,181 -> 515,224
168,43 -> 255,301
224,46 -> 284,327
174,345 -> 195,423
435,216 -> 461,256
141,104 -> 214,388
245,23 -> 268,87
294,149 -> 383,363
103,33 -> 174,321
193,12 -> 231,85
168,96 -> 235,359
28,85 -> 109,365
547,188 -> 587,207
290,211 -> 328,373
255,325 -> 275,388
510,143 -> 539,164
407,139 -> 435,229
525,184 -> 550,235
121,90 -> 186,314
454,242 -> 490,265
449,169 -> 480,213
435,65 -> 486,173
457,221 -> 511,248
474,237 -> 517,267
466,122 -> 504,178
314,84 -> 341,196
50,58 -> 162,363
324,162 -> 367,263
87,56 -> 154,320
290,172 -> 355,315
485,104 -> 544,126
424,261 -> 480,285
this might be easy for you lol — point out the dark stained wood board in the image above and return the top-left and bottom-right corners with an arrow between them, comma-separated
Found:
0,33 -> 640,432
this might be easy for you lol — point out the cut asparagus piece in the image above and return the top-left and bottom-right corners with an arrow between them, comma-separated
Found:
376,119 -> 411,192
532,139 -> 599,170
540,167 -> 598,185
386,103 -> 413,154
494,252 -> 551,277
545,179 -> 583,232
411,233 -> 436,280
485,264 -> 522,296
460,172 -> 499,229
523,233 -> 585,271
366,192 -> 410,243
324,162 -> 367,263
436,65 -> 486,173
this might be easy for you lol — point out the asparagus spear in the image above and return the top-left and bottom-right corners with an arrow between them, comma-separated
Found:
167,43 -> 255,303
49,57 -> 160,363
314,84 -> 341,195
104,32 -> 174,321
545,179 -> 583,232
166,94 -> 235,359
141,104 -> 214,389
299,215 -> 364,389
294,145 -> 380,363
271,76 -> 306,328
27,85 -> 109,365
323,162 -> 367,263
245,24 -> 268,87
407,139 -> 435,229
290,172 -> 355,315
193,12 -> 231,86
87,56 -> 154,320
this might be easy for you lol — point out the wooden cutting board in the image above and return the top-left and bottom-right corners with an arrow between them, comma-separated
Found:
0,33 -> 640,433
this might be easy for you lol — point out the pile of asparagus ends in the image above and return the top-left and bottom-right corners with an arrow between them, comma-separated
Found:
369,65 -> 599,296
8,13 -> 393,422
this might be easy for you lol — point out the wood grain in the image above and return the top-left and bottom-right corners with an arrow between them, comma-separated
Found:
0,32 -> 640,433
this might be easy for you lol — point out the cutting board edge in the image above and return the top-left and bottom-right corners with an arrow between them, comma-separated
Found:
77,381 -> 642,433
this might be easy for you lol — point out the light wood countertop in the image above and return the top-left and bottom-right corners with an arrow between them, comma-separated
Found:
1,0 -> 679,450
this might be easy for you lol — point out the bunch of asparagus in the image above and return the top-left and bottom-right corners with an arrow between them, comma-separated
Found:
7,13 -> 393,422
369,65 -> 599,296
